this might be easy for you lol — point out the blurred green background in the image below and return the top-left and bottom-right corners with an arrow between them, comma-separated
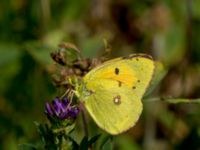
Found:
1,0 -> 200,149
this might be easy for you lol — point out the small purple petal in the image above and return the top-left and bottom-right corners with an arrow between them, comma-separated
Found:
45,97 -> 80,120
74,107 -> 80,114
59,112 -> 68,120
52,98 -> 59,105
45,102 -> 53,116
52,98 -> 63,115
62,97 -> 69,107
67,107 -> 80,118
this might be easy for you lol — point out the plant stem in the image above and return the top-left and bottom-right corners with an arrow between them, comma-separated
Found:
80,103 -> 88,137
143,97 -> 200,104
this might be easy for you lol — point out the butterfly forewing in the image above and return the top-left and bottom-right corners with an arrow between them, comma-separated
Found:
84,54 -> 155,97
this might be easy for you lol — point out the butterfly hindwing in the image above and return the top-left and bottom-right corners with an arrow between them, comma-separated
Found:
81,54 -> 155,134
84,79 -> 142,135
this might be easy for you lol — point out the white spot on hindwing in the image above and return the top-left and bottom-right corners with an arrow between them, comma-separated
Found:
113,95 -> 121,105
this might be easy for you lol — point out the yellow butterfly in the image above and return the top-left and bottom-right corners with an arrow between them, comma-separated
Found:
80,54 -> 155,135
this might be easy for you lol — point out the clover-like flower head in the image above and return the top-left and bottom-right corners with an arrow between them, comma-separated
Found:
45,97 -> 79,120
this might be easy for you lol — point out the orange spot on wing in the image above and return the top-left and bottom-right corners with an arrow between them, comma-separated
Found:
94,66 -> 137,88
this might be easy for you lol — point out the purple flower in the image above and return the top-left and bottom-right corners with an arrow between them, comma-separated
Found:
45,97 -> 79,120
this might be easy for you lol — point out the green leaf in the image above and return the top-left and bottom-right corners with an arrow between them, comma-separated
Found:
88,134 -> 101,146
101,138 -> 113,150
34,122 -> 48,143
96,134 -> 113,150
144,61 -> 168,97
79,136 -> 88,150
68,136 -> 79,150
52,123 -> 75,134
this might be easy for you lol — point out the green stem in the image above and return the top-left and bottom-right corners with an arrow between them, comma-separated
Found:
80,103 -> 88,137
143,97 -> 200,104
